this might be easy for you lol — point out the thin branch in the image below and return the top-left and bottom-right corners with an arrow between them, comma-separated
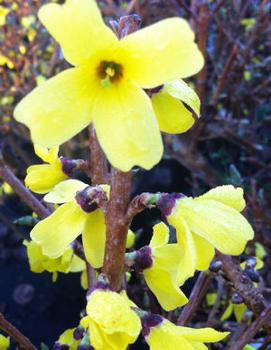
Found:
177,271 -> 213,325
0,312 -> 37,350
0,158 -> 50,219
227,303 -> 271,350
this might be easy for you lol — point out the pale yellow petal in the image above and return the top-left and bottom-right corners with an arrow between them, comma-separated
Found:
152,91 -> 195,134
82,209 -> 106,268
193,233 -> 215,271
14,67 -> 94,148
38,0 -> 117,66
93,80 -> 162,171
148,324 -> 194,350
121,18 -> 204,89
25,162 -> 67,194
168,216 -> 197,285
149,222 -> 169,248
177,198 -> 254,255
178,327 -> 229,342
144,268 -> 189,311
44,179 -> 88,203
164,80 -> 200,117
34,144 -> 59,164
198,185 -> 246,212
31,202 -> 86,258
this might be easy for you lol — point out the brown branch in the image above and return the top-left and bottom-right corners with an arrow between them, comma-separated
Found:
177,271 -> 213,325
0,312 -> 37,350
210,43 -> 239,106
218,254 -> 267,315
227,303 -> 271,350
89,124 -> 108,185
103,169 -> 132,290
0,158 -> 50,219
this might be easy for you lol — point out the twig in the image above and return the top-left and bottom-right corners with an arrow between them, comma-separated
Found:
227,303 -> 271,350
177,271 -> 213,325
0,312 -> 37,350
218,254 -> 266,316
0,158 -> 50,219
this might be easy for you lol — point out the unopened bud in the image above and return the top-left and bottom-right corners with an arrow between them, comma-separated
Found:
232,292 -> 244,304
209,260 -> 222,273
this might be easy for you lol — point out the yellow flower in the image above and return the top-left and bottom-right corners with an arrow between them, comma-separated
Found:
0,6 -> 9,26
0,334 -> 10,350
152,79 -> 200,134
14,0 -> 203,172
25,144 -> 67,194
131,222 -> 187,311
55,328 -> 80,350
142,315 -> 229,350
86,288 -> 141,350
161,185 -> 254,285
0,54 -> 14,69
30,179 -> 108,268
24,240 -> 86,282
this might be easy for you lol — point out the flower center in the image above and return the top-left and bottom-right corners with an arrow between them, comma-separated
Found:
97,61 -> 123,87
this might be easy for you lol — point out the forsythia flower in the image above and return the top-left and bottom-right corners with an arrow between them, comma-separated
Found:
24,240 -> 86,282
0,54 -> 14,69
25,144 -> 67,194
86,287 -> 141,350
0,6 -> 9,26
0,334 -> 9,350
152,79 -> 200,134
14,0 -> 203,172
129,222 -> 187,311
30,179 -> 108,268
55,328 -> 80,350
161,185 -> 254,285
141,313 -> 229,350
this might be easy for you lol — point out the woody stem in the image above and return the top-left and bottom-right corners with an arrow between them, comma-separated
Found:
103,168 -> 132,290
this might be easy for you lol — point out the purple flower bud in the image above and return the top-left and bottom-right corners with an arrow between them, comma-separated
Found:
53,343 -> 69,350
135,246 -> 153,272
73,326 -> 85,341
157,193 -> 185,216
141,312 -> 163,337
75,187 -> 98,213
60,157 -> 85,176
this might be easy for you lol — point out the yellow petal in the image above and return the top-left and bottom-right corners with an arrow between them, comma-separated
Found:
168,216 -> 197,285
69,255 -> 86,273
44,179 -> 88,203
148,321 -> 194,350
221,303 -> 233,321
82,209 -> 106,268
87,290 -> 141,337
24,240 -> 46,273
0,334 -> 10,350
164,80 -> 200,117
178,327 -> 229,342
233,303 -> 247,322
193,233 -> 215,271
34,144 -> 59,164
126,230 -> 135,249
14,67 -> 94,148
177,198 -> 254,255
25,162 -> 67,194
31,201 -> 86,258
121,18 -> 204,89
152,89 -> 195,134
144,244 -> 188,310
149,222 -> 169,248
38,0 -> 117,66
198,185 -> 246,212
93,80 -> 162,171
